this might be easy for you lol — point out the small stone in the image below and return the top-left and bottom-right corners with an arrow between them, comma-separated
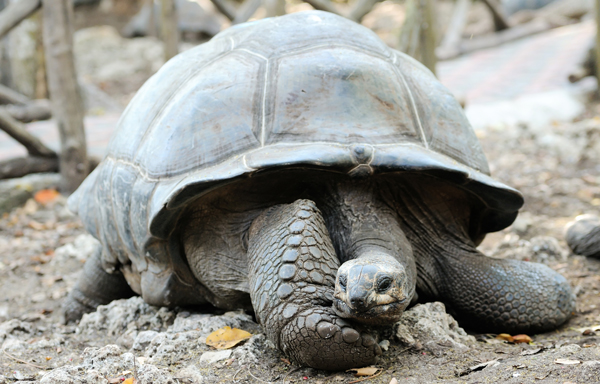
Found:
200,350 -> 232,364
279,264 -> 297,280
277,284 -> 293,299
378,339 -> 390,351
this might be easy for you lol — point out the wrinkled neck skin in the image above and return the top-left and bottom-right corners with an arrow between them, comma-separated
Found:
318,180 -> 417,325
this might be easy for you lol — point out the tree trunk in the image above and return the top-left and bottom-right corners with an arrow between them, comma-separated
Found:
209,0 -> 236,22
42,0 -> 88,194
398,0 -> 437,75
420,0 -> 437,75
232,0 -> 262,24
347,0 -> 381,22
480,0 -> 511,31
302,0 -> 342,16
160,0 -> 178,61
437,0 -> 470,59
595,0 -> 600,95
265,0 -> 286,18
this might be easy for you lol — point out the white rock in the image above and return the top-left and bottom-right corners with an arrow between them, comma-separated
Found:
52,234 -> 99,264
558,344 -> 582,354
379,339 -> 390,351
132,330 -> 159,351
200,350 -> 232,364
394,302 -> 474,352
176,365 -> 206,383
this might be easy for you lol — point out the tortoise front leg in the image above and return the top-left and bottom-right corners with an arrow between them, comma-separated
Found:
247,199 -> 381,371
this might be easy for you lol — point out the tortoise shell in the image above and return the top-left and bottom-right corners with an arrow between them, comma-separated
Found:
69,10 -> 523,304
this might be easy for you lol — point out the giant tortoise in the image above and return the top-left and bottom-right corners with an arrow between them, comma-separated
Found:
65,11 -> 575,370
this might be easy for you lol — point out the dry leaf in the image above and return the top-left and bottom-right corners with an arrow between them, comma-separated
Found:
206,326 -> 252,349
512,334 -> 532,344
346,367 -> 379,377
496,333 -> 513,342
34,189 -> 60,205
554,359 -> 581,365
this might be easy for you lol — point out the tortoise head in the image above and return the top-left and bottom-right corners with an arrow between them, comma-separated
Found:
333,252 -> 412,325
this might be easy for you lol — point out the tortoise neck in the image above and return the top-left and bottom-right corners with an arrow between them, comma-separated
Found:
319,180 -> 414,267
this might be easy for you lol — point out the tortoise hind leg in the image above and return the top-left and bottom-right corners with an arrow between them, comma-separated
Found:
247,199 -> 381,371
427,245 -> 575,333
62,243 -> 135,323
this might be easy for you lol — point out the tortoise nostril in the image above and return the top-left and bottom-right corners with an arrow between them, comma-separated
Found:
350,296 -> 367,310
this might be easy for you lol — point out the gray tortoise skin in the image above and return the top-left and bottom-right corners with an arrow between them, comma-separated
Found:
65,11 -> 575,370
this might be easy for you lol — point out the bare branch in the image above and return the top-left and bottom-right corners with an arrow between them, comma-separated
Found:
233,0 -> 262,24
302,0 -> 343,16
0,156 -> 58,180
480,0 -> 511,31
347,0 -> 382,22
0,108 -> 55,158
209,0 -> 237,21
0,0 -> 41,41
0,83 -> 30,105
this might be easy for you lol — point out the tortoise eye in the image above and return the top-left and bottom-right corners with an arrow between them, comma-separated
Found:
377,277 -> 392,293
338,274 -> 347,292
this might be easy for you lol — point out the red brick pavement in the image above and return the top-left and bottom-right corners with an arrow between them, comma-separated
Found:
0,20 -> 594,162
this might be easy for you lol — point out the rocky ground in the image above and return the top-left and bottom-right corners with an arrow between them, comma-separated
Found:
1,103 -> 600,383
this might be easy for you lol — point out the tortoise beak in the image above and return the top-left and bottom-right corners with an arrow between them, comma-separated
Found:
348,286 -> 374,312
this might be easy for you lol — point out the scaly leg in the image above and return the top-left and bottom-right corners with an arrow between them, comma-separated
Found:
247,199 -> 381,371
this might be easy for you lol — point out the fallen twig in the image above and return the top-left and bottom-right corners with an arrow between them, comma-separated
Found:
245,368 -> 277,383
133,352 -> 139,384
2,348 -> 49,370
282,367 -> 301,384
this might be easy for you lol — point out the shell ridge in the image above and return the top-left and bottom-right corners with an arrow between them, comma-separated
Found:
391,54 -> 428,149
275,42 -> 390,61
